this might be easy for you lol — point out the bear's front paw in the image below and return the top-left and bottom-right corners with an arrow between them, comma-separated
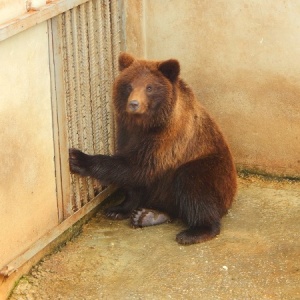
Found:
69,148 -> 90,176
104,205 -> 131,220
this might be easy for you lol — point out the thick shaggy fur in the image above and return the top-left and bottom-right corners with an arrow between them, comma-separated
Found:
69,53 -> 237,245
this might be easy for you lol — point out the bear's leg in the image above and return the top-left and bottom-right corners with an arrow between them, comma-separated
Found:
173,157 -> 227,245
131,208 -> 171,227
105,189 -> 142,220
176,222 -> 220,245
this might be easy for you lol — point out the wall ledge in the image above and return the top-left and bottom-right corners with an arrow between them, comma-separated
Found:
0,0 -> 89,42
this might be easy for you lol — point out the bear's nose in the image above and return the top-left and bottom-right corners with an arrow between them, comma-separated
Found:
128,100 -> 140,112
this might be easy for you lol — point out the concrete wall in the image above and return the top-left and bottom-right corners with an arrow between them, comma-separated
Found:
124,0 -> 300,178
0,22 -> 58,266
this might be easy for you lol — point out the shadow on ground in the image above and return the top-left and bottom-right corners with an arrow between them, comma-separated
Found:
9,176 -> 300,300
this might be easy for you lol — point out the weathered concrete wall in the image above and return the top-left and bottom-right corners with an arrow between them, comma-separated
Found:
0,22 -> 58,266
121,0 -> 145,57
124,0 -> 300,178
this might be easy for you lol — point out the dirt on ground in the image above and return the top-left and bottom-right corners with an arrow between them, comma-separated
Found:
9,176 -> 300,300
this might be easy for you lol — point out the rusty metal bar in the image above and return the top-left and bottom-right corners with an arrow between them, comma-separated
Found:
103,0 -> 116,155
110,0 -> 121,78
62,9 -> 81,216
95,0 -> 109,155
86,0 -> 102,194
78,3 -> 95,203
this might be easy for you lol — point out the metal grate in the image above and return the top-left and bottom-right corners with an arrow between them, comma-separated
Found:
52,0 -> 121,218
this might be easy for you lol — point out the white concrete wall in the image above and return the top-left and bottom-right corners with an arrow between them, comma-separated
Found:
0,22 -> 58,266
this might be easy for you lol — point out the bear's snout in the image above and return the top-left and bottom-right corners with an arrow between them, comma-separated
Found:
126,85 -> 148,114
128,100 -> 140,112
127,99 -> 147,114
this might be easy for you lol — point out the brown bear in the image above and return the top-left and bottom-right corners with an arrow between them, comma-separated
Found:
69,52 -> 237,245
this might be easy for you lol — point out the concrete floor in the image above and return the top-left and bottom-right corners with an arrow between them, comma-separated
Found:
9,176 -> 300,300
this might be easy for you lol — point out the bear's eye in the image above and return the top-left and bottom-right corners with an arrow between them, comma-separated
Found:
146,85 -> 153,92
126,84 -> 132,93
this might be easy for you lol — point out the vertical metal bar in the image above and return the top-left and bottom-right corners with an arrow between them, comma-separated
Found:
95,0 -> 110,156
103,0 -> 115,155
109,0 -> 121,153
78,4 -> 90,153
61,10 -> 80,216
87,0 -> 102,195
78,3 -> 95,203
85,2 -> 98,200
47,19 -> 64,223
48,15 -> 72,222
72,7 -> 92,208
110,0 -> 121,78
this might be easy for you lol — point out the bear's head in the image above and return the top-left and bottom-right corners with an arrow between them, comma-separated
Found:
113,53 -> 180,130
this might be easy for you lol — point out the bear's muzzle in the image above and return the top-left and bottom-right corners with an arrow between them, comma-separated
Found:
127,100 -> 140,112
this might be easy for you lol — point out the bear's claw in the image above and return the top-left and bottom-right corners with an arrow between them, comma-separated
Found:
69,148 -> 89,175
104,205 -> 131,220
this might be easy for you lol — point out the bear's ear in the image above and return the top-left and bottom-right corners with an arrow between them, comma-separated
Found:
119,52 -> 135,71
158,59 -> 180,82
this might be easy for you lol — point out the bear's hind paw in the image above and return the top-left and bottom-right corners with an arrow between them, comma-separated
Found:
131,208 -> 170,228
176,223 -> 220,245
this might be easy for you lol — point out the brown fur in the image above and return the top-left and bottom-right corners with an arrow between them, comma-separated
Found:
69,53 -> 237,245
